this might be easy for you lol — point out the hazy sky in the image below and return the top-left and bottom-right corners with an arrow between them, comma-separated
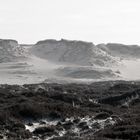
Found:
0,0 -> 140,44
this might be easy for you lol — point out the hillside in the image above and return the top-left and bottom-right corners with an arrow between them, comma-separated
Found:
0,39 -> 27,63
1,38 -> 140,84
30,39 -> 118,67
97,43 -> 140,59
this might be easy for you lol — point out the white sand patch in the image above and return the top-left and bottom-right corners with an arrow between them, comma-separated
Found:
118,59 -> 140,80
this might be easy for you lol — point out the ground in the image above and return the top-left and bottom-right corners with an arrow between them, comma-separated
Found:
0,81 -> 139,139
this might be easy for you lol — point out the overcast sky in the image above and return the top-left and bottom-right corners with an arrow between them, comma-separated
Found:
0,0 -> 140,44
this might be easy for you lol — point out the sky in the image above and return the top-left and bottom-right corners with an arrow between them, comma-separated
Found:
0,0 -> 140,44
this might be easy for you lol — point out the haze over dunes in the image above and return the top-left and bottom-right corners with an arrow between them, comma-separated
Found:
0,38 -> 140,84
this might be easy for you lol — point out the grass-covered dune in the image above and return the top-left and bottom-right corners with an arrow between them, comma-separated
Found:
0,81 -> 139,139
